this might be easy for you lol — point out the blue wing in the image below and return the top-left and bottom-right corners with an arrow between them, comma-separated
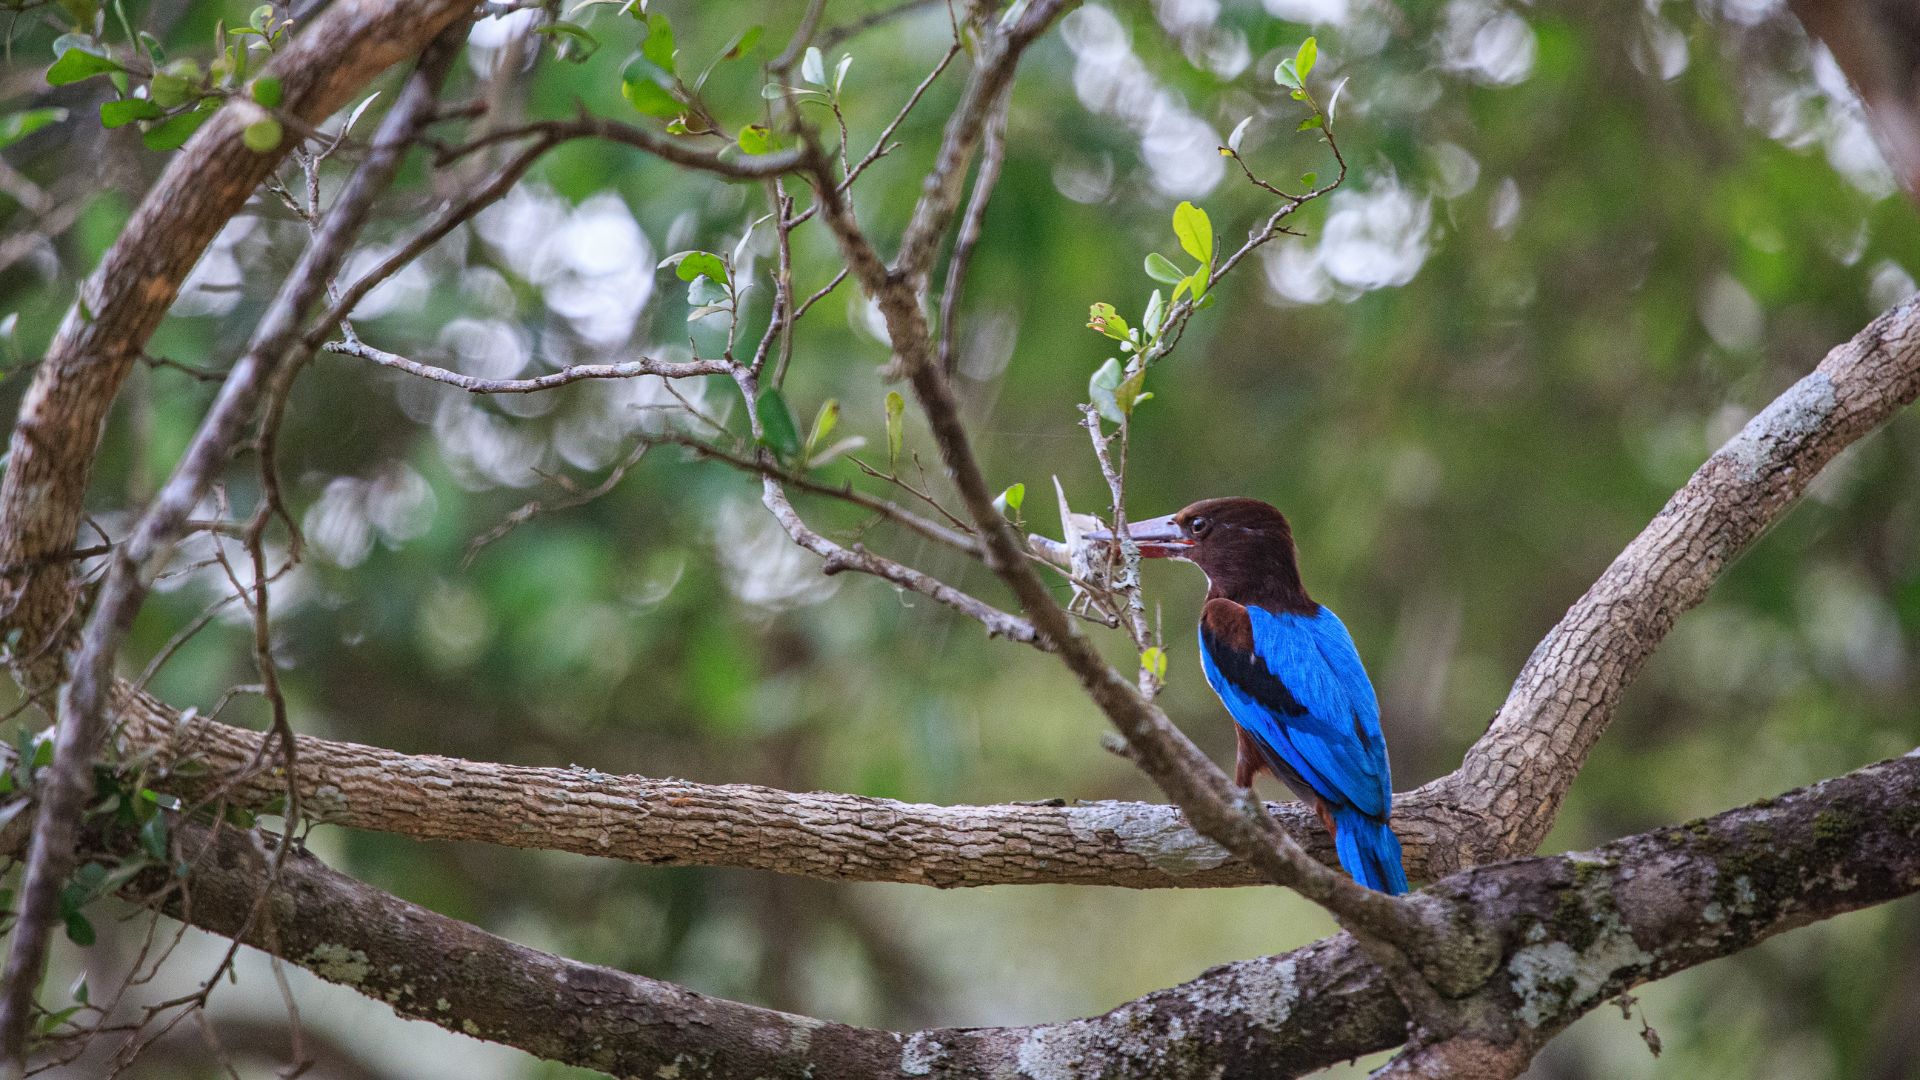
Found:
1198,603 -> 1392,819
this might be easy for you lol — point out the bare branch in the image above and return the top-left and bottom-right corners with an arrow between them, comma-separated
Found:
645,431 -> 984,557
893,2 -> 1065,283
323,339 -> 733,392
436,116 -> 809,179
935,81 -> 1011,375
816,0 -> 943,52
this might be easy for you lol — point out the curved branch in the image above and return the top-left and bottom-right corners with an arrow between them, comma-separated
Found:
70,746 -> 1920,1079
0,0 -> 476,661
1438,294 -> 1920,873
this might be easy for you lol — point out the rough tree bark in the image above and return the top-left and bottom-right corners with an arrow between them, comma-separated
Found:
31,750 -> 1916,1079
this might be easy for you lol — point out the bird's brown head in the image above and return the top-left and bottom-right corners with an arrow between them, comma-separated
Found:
1091,497 -> 1315,613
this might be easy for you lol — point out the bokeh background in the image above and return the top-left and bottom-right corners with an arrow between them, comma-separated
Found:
2,0 -> 1919,1075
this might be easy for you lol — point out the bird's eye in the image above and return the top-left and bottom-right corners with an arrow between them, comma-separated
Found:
1188,516 -> 1211,537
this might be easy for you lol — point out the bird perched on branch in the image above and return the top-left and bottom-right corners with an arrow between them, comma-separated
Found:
1090,498 -> 1408,894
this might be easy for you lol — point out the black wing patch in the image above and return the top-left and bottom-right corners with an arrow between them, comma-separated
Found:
1200,598 -> 1308,718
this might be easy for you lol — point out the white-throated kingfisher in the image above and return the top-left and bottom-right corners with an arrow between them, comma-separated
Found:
1093,497 -> 1409,894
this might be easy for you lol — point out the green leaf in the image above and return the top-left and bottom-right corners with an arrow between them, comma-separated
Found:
721,25 -> 762,60
1300,171 -> 1318,187
736,123 -> 772,155
884,391 -> 905,468
47,41 -> 122,86
1143,289 -> 1165,334
834,54 -> 853,94
142,105 -> 213,151
801,45 -> 825,86
534,20 -> 599,62
138,30 -> 164,63
1143,252 -> 1184,285
686,274 -> 728,310
620,56 -> 681,117
139,814 -> 168,860
1184,269 -> 1210,303
803,398 -> 839,463
1089,358 -> 1125,424
1086,302 -> 1129,340
1273,57 -> 1301,90
1141,646 -> 1167,680
62,911 -> 94,947
242,116 -> 282,152
994,482 -> 1025,518
640,11 -> 676,70
250,75 -> 282,108
148,72 -> 194,107
248,3 -> 273,33
662,250 -> 728,286
757,388 -> 801,461
1172,202 -> 1212,266
1295,37 -> 1317,81
0,107 -> 67,147
99,99 -> 162,128
1298,115 -> 1322,131
1116,364 -> 1149,415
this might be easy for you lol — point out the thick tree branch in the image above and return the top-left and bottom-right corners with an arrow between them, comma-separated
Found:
1435,294 -> 1920,874
105,682 -> 1332,888
41,745 -> 1920,1079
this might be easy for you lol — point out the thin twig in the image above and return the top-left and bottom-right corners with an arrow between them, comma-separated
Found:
936,81 -> 1011,375
324,339 -> 732,393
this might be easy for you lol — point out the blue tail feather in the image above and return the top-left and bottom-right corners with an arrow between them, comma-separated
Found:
1332,807 -> 1408,895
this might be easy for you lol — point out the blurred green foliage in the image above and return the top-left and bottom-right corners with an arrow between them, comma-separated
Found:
2,0 -> 1918,1076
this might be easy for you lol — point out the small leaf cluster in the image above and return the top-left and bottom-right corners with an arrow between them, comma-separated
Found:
1084,200 -> 1216,423
659,248 -> 734,321
0,726 -> 203,976
1222,37 -> 1343,190
41,4 -> 292,153
762,44 -> 853,109
598,5 -> 764,145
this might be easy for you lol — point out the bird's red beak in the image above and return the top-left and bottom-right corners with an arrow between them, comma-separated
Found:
1085,513 -> 1193,558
